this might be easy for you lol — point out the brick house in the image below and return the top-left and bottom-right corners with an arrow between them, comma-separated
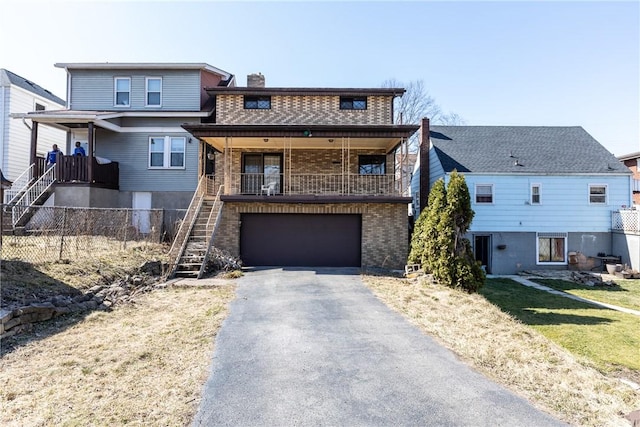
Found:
178,74 -> 419,274
12,65 -> 417,276
618,151 -> 640,206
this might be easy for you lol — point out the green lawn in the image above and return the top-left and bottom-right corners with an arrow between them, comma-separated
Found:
532,278 -> 640,312
480,278 -> 640,373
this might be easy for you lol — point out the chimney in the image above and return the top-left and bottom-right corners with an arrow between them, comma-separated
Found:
247,73 -> 265,88
419,117 -> 430,214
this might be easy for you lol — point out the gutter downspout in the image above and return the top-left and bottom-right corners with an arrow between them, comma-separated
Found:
65,69 -> 71,109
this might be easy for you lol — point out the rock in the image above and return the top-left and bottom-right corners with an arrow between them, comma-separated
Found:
132,276 -> 144,286
1,309 -> 13,324
139,260 -> 162,276
4,317 -> 21,330
89,285 -> 103,293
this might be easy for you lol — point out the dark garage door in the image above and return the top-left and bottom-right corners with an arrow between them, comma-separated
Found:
240,213 -> 361,267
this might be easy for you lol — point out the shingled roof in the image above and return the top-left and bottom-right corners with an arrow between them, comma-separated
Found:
0,69 -> 65,105
430,126 -> 630,174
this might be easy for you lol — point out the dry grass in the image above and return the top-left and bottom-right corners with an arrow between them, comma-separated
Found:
363,275 -> 640,427
0,285 -> 235,426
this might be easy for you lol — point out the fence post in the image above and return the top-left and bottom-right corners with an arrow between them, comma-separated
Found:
123,209 -> 129,250
59,207 -> 67,260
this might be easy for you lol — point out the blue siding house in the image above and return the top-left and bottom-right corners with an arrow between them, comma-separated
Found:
411,123 -> 633,274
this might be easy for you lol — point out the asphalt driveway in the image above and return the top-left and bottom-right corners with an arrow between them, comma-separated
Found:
193,267 -> 565,426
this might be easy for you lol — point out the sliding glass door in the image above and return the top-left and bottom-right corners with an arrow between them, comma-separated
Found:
242,154 -> 282,194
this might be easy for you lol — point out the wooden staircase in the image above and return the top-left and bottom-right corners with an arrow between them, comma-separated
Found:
173,198 -> 219,278
165,178 -> 225,280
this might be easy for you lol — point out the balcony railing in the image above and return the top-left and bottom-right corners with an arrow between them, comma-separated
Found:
55,156 -> 119,189
612,209 -> 640,232
210,173 -> 402,196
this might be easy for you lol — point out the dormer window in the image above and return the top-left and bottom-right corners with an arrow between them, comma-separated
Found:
146,77 -> 162,107
114,77 -> 130,107
340,96 -> 367,110
244,96 -> 271,109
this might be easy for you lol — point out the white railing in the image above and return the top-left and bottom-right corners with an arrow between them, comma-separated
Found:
223,173 -> 400,196
612,209 -> 640,232
4,163 -> 35,205
11,166 -> 56,226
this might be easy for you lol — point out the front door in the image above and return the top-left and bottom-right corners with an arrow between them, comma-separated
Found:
242,154 -> 282,194
474,235 -> 491,274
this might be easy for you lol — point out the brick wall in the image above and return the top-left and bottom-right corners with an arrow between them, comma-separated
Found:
216,94 -> 393,125
213,202 -> 408,269
623,158 -> 640,205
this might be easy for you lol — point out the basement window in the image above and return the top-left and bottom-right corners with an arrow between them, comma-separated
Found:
537,232 -> 567,264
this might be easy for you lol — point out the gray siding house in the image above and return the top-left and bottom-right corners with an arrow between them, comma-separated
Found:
17,63 -> 234,211
411,123 -> 633,274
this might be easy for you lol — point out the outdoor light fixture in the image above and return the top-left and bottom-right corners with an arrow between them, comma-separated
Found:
303,130 -> 312,137
263,138 -> 269,142
328,139 -> 334,143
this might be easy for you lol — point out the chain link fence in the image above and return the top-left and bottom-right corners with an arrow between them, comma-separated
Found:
1,205 -> 186,264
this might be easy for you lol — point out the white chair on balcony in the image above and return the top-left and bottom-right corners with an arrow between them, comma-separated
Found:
261,181 -> 277,196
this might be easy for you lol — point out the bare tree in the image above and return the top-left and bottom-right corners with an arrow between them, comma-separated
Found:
383,78 -> 465,128
384,78 -> 464,195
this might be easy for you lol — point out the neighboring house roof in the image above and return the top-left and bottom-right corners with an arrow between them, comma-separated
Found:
54,62 -> 233,81
430,126 -> 631,174
618,151 -> 640,162
0,69 -> 65,105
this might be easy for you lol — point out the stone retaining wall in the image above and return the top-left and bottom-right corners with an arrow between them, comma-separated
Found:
1,261 -> 163,340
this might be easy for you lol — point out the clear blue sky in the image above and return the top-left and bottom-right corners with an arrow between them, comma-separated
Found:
2,0 -> 638,156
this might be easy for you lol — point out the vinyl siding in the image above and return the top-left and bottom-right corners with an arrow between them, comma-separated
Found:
94,119 -> 198,193
4,85 -> 65,181
462,174 -> 630,233
69,69 -> 201,111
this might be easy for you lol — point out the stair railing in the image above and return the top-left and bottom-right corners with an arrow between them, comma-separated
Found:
11,166 -> 56,226
4,163 -> 35,205
198,185 -> 225,279
165,175 -> 206,280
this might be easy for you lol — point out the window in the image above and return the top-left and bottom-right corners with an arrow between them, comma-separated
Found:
149,136 -> 185,169
589,185 -> 607,204
115,77 -> 130,106
35,102 -> 46,111
146,77 -> 162,106
340,96 -> 367,110
475,184 -> 493,203
244,96 -> 271,109
537,232 -> 567,264
359,155 -> 386,175
531,184 -> 541,204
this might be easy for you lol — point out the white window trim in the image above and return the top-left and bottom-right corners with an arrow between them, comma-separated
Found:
530,183 -> 541,205
114,77 -> 131,107
536,232 -> 568,265
588,183 -> 608,205
475,183 -> 494,204
145,77 -> 162,107
148,136 -> 186,169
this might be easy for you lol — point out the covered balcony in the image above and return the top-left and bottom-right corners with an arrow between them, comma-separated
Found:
186,123 -> 421,201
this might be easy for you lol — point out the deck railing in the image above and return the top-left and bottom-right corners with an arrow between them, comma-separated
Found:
215,173 -> 400,196
612,209 -> 640,233
55,156 -> 119,189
